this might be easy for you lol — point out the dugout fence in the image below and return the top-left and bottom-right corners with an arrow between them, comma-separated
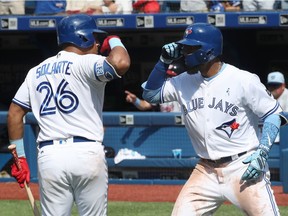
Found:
0,111 -> 287,193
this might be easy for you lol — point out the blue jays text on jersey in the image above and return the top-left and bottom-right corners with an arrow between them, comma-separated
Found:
184,97 -> 239,116
36,61 -> 73,78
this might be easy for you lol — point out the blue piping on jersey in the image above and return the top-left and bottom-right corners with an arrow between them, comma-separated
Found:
261,102 -> 280,120
263,176 -> 280,215
202,63 -> 227,81
12,98 -> 31,110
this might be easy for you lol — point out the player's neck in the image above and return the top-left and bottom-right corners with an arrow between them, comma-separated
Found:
63,45 -> 95,55
200,60 -> 223,78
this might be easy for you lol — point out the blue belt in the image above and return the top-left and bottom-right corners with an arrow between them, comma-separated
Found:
39,136 -> 96,149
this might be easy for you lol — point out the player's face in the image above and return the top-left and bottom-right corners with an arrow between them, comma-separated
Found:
267,83 -> 285,99
181,45 -> 201,56
181,45 -> 201,74
186,65 -> 200,74
92,33 -> 101,54
95,41 -> 101,53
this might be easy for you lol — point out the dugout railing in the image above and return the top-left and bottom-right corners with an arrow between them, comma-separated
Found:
0,111 -> 287,193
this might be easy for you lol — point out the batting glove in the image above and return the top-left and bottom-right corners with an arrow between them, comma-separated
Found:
100,35 -> 121,55
11,157 -> 30,188
160,42 -> 182,64
241,147 -> 268,181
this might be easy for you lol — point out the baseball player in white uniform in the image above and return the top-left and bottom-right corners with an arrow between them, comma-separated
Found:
142,23 -> 288,215
8,14 -> 130,216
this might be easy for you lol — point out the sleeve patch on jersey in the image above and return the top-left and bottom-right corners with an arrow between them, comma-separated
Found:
94,59 -> 121,82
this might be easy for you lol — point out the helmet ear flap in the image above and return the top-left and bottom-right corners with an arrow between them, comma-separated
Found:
185,47 -> 215,68
78,34 -> 89,43
204,48 -> 215,62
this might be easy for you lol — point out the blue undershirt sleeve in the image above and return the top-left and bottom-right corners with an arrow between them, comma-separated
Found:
141,60 -> 168,104
144,60 -> 169,90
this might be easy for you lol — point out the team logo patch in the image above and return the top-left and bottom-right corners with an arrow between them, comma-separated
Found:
216,119 -> 239,138
95,62 -> 104,76
184,28 -> 192,37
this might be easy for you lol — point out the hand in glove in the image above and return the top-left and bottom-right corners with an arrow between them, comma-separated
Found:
160,42 -> 182,64
11,157 -> 30,188
241,147 -> 268,181
100,35 -> 121,55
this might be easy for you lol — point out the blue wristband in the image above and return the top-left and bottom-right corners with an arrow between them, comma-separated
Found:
10,138 -> 25,157
133,98 -> 141,107
109,38 -> 125,49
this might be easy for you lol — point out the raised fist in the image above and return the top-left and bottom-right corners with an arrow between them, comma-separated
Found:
100,35 -> 121,55
160,42 -> 182,64
11,157 -> 30,188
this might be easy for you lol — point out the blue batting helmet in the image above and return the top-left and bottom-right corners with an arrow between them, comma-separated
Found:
57,14 -> 107,48
177,23 -> 223,68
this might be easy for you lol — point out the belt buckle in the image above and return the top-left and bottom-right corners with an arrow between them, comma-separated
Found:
231,154 -> 239,161
53,137 -> 73,145
53,140 -> 66,145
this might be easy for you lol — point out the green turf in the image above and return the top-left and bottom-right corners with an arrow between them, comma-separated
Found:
1,200 -> 287,216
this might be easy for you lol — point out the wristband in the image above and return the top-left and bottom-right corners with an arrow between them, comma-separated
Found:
133,98 -> 141,107
10,138 -> 25,157
109,38 -> 125,49
160,55 -> 173,64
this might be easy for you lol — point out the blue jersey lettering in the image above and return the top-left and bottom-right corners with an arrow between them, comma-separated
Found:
36,61 -> 73,78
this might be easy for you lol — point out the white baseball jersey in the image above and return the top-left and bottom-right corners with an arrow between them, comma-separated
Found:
161,63 -> 282,160
13,50 -> 119,143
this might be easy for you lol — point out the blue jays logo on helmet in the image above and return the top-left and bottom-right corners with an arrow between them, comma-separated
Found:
177,23 -> 223,68
216,119 -> 239,138
184,28 -> 193,37
57,14 -> 107,49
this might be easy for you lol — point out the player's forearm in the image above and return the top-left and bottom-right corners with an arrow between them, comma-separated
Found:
141,60 -> 167,104
106,47 -> 130,76
144,60 -> 168,90
133,98 -> 153,111
7,103 -> 26,140
8,103 -> 27,157
260,112 -> 288,151
259,114 -> 281,152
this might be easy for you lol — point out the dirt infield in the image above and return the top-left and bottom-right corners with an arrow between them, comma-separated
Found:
0,183 -> 287,206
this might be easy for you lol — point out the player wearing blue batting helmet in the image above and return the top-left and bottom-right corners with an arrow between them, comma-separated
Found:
177,23 -> 223,68
57,14 -> 107,49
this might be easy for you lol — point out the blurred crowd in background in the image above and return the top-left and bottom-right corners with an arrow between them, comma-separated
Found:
0,0 -> 287,16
